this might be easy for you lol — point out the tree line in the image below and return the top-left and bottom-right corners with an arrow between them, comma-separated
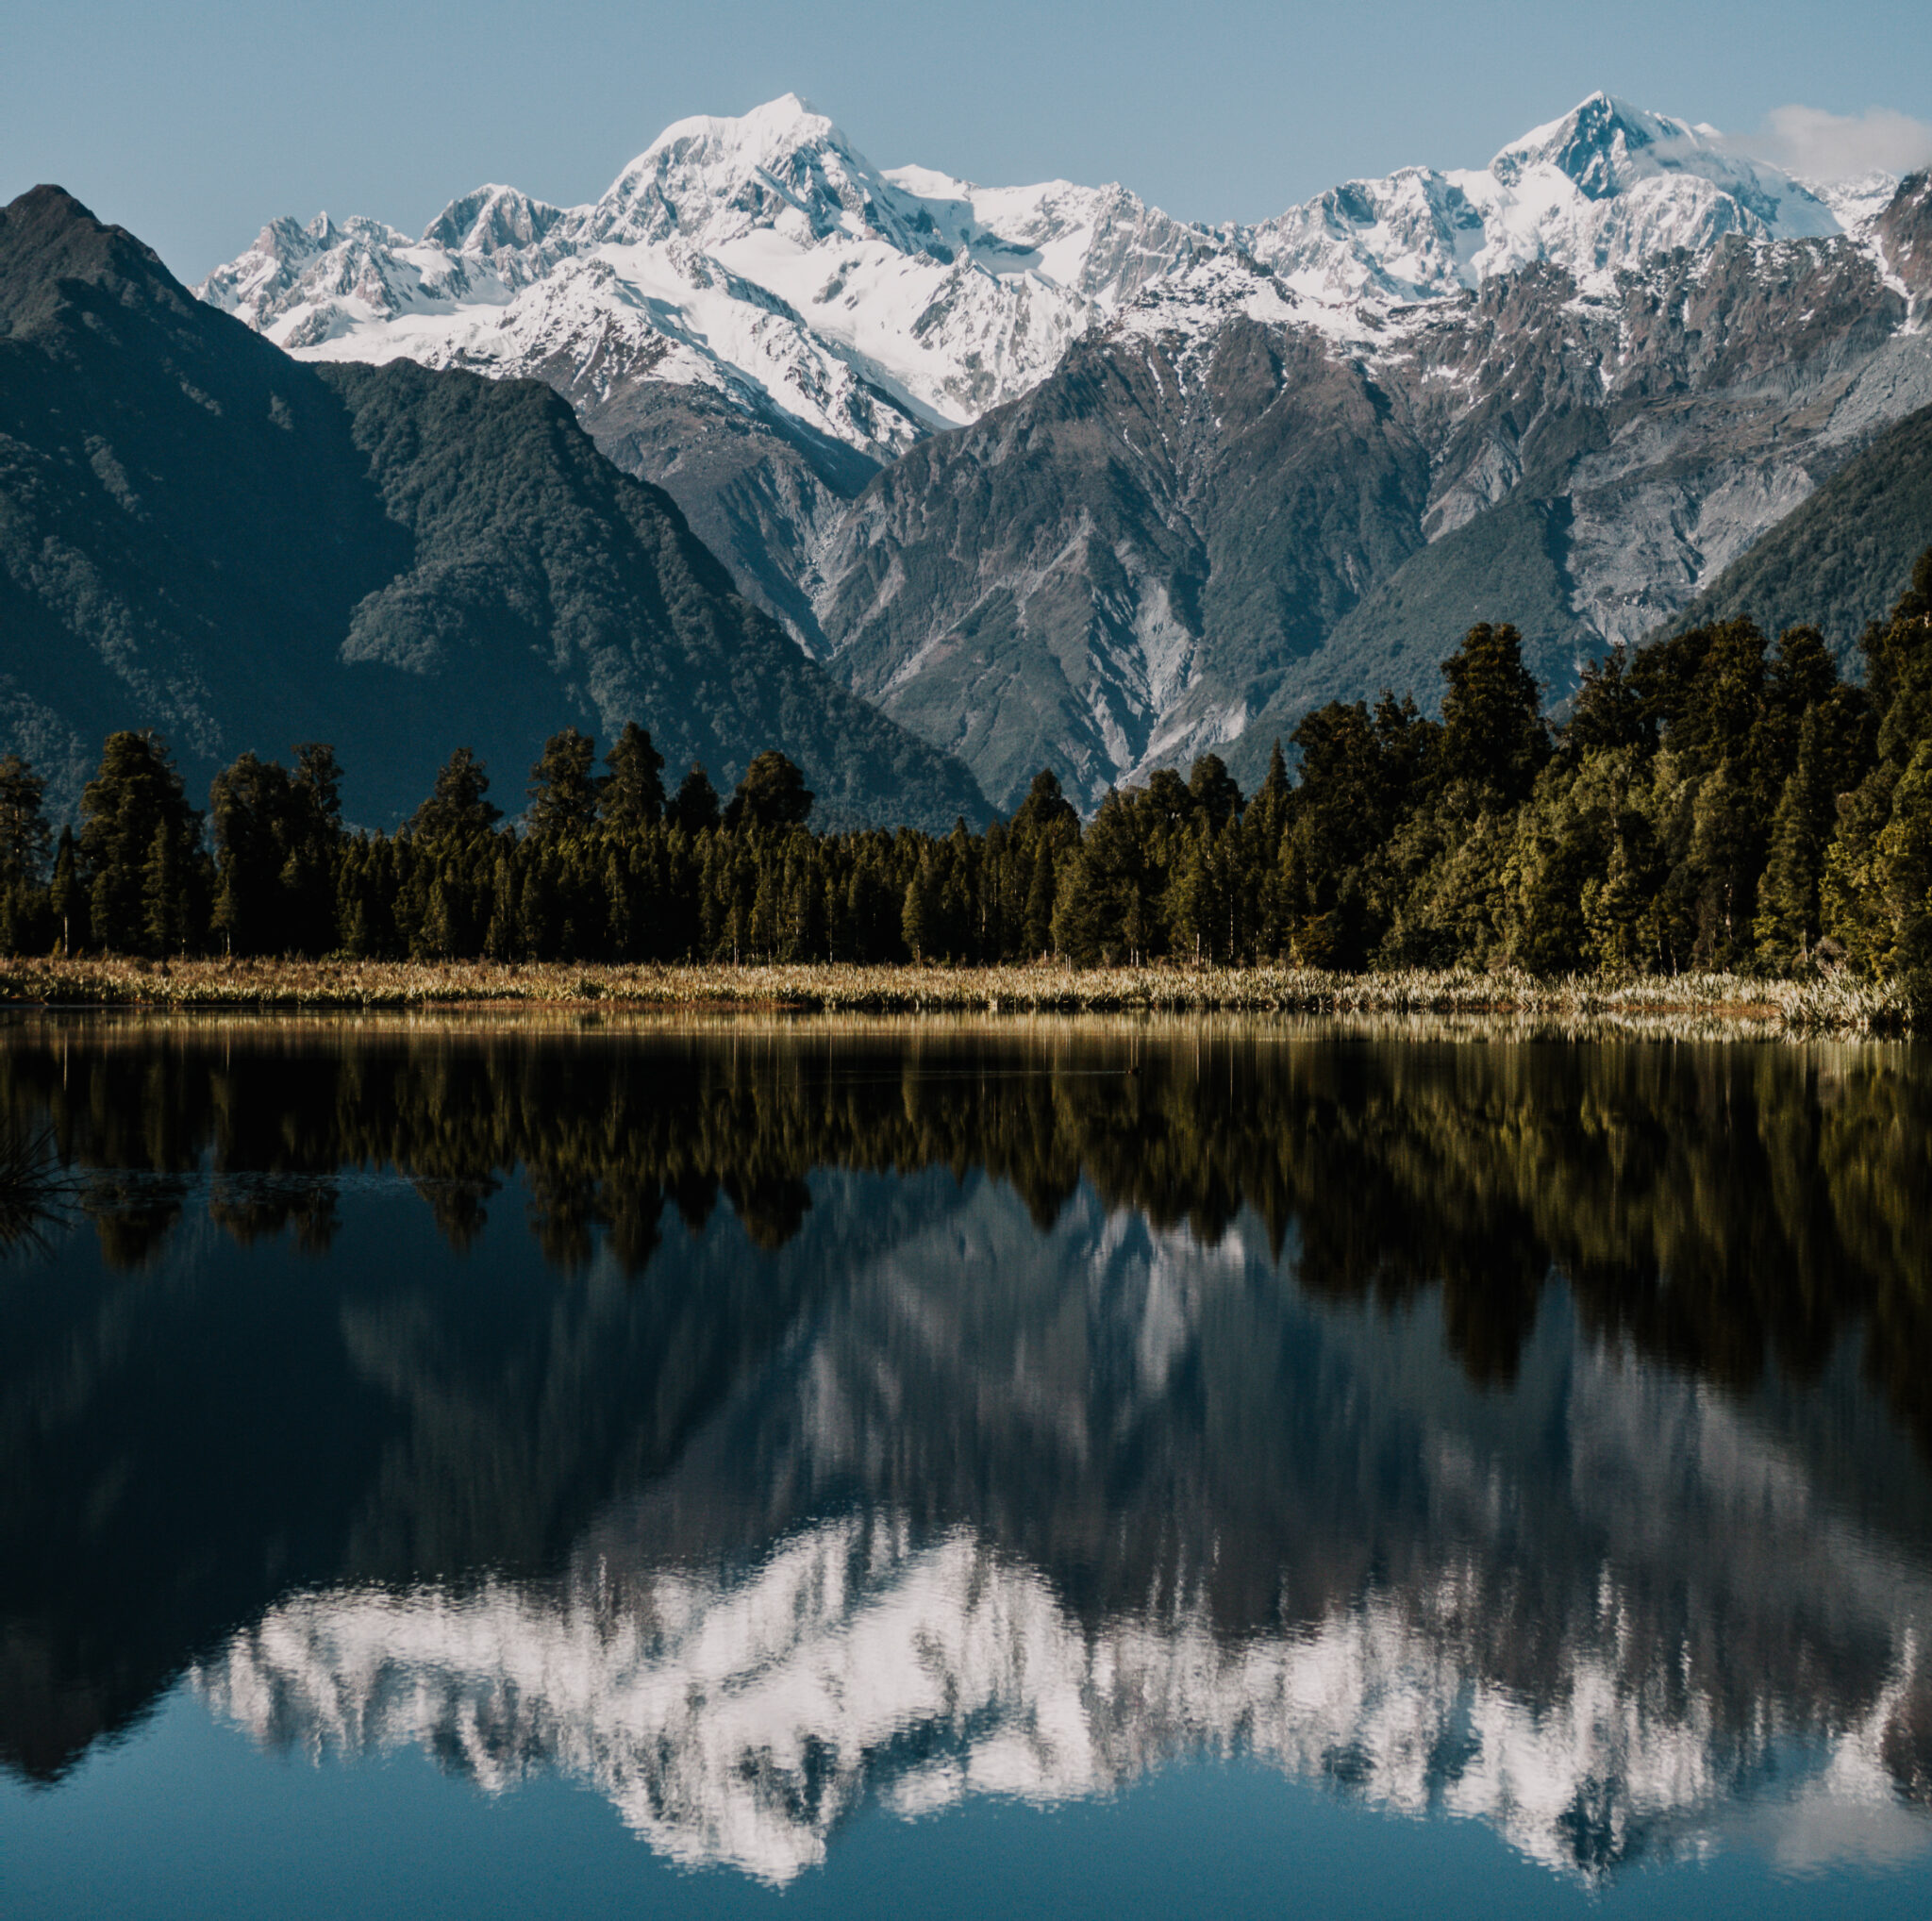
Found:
3,551 -> 1929,976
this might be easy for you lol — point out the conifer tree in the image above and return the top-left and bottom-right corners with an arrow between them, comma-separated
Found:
0,755 -> 50,892
80,731 -> 205,955
670,764 -> 722,836
724,751 -> 814,831
410,748 -> 502,840
1438,623 -> 1549,804
602,723 -> 666,832
525,728 -> 603,840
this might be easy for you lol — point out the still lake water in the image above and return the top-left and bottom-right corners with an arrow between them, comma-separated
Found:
3,1011 -> 1931,1918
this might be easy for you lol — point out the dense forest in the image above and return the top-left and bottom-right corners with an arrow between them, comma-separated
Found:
3,553 -> 1930,978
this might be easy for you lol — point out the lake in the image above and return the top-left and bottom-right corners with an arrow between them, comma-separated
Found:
2,1012 -> 1930,1918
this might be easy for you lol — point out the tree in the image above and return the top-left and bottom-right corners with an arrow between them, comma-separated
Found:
0,755 -> 50,891
1187,754 -> 1243,832
79,732 -> 206,955
525,728 -> 603,840
1439,623 -> 1549,804
724,751 -> 814,831
668,763 -> 721,835
49,827 -> 83,956
902,856 -> 939,961
602,723 -> 666,832
1008,769 -> 1079,845
409,747 -> 502,840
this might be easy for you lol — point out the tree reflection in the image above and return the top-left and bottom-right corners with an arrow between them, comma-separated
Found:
3,1019 -> 1927,1445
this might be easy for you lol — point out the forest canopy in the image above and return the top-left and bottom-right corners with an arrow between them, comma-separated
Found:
4,552 -> 1931,981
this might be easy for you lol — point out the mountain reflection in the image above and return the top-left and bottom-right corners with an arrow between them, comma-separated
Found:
3,1015 -> 1931,1882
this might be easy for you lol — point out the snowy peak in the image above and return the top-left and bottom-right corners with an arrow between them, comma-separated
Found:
1491,91 -> 1836,231
1493,92 -> 1695,198
422,184 -> 566,256
1243,89 -> 1843,307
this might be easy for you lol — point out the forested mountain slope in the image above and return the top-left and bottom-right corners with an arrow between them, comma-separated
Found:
0,187 -> 987,828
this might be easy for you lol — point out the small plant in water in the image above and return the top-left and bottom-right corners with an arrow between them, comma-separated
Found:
0,1122 -> 69,1253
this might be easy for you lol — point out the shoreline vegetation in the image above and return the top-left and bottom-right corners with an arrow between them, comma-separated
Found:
0,956 -> 1915,1037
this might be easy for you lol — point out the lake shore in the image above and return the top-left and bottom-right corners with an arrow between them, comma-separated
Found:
0,956 -> 1913,1036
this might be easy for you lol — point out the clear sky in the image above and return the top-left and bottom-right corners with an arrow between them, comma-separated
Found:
6,0 -> 1931,282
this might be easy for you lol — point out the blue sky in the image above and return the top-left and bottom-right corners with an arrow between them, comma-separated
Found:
6,0 -> 1931,280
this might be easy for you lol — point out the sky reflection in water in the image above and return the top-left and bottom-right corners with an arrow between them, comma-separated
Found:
2,1013 -> 1930,1916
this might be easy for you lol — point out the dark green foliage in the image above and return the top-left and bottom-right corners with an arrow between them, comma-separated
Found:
668,764 -> 721,836
1438,623 -> 1550,805
76,732 -> 208,957
525,729 -> 603,841
723,751 -> 813,831
601,724 -> 665,832
208,744 -> 342,957
408,748 -> 503,840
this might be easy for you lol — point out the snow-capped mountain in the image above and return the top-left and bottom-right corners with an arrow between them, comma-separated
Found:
1239,93 -> 1844,306
197,93 -> 1932,810
198,92 -> 1874,459
199,95 -> 1205,463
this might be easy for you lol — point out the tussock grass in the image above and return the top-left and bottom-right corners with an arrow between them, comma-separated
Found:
0,956 -> 1913,1036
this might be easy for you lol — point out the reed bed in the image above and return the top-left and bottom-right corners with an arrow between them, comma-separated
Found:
0,955 -> 1914,1036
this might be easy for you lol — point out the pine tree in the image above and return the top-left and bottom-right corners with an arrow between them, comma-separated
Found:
49,827 -> 81,956
724,751 -> 814,831
80,731 -> 204,955
1438,623 -> 1549,804
0,755 -> 50,892
670,763 -> 721,835
901,856 -> 937,961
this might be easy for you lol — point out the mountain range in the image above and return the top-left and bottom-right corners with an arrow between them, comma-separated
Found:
199,93 -> 1932,808
4,95 -> 1931,825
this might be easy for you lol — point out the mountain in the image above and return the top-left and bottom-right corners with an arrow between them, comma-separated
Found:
196,96 -> 1207,656
0,186 -> 989,829
819,226 -> 1926,803
1666,395 -> 1932,648
1239,92 -> 1842,306
199,98 -> 1932,810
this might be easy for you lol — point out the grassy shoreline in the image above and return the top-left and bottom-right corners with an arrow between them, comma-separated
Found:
0,956 -> 1914,1036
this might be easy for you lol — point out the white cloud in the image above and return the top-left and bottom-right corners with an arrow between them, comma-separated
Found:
1731,104 -> 1932,182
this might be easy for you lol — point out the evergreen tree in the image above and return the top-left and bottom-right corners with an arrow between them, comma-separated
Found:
409,748 -> 502,840
0,754 -> 50,891
669,763 -> 722,835
724,751 -> 814,831
1438,623 -> 1549,804
602,723 -> 666,831
525,727 -> 603,839
79,731 -> 205,955
49,827 -> 82,956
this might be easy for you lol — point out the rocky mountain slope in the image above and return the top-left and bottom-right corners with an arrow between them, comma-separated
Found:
202,96 -> 1932,810
0,186 -> 988,827
1669,399 -> 1932,649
